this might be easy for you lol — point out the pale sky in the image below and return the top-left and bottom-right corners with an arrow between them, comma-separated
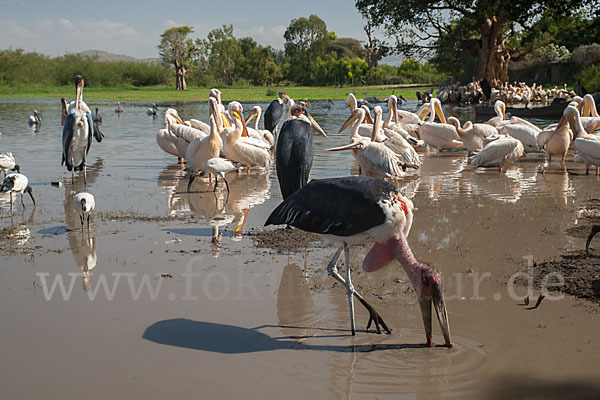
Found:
0,0 -> 380,59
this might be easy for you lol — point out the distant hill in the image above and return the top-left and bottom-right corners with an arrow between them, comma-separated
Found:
75,50 -> 161,65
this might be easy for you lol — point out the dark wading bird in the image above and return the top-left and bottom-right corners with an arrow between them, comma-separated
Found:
61,75 -> 104,184
275,104 -> 327,199
586,225 -> 600,253
263,91 -> 288,136
265,176 -> 452,347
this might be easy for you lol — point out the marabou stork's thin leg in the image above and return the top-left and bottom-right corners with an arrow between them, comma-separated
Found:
325,248 -> 392,334
344,242 -> 356,335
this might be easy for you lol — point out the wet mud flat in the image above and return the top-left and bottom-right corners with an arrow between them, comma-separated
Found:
517,198 -> 600,304
250,227 -> 323,253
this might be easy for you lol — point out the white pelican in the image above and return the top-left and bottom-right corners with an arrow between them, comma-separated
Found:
485,100 -> 506,127
1,172 -> 35,211
186,101 -> 223,192
582,94 -> 599,118
199,158 -> 236,192
497,116 -> 542,152
245,106 -> 275,147
419,98 -> 463,150
115,101 -> 123,113
222,105 -> 271,170
573,138 -> 600,175
338,106 -> 386,142
536,113 -> 572,163
471,136 -> 524,171
157,108 -> 186,161
327,106 -> 408,178
448,117 -> 498,155
62,75 -> 104,183
0,152 -> 19,178
560,105 -> 600,140
28,110 -> 41,126
74,192 -> 95,231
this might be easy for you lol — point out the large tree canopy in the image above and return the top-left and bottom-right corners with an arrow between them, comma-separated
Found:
158,26 -> 199,90
355,0 -> 591,85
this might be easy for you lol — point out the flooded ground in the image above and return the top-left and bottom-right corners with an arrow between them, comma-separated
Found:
0,98 -> 599,399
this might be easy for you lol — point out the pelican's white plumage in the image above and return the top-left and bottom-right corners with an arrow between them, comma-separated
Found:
471,136 -> 524,170
419,98 -> 463,150
222,107 -> 271,170
573,138 -> 600,175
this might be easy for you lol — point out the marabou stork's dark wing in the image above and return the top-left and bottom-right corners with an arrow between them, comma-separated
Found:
275,119 -> 313,199
264,99 -> 283,134
62,113 -> 75,169
265,176 -> 397,237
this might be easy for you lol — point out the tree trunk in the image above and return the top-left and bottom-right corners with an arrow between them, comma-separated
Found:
475,16 -> 510,87
174,61 -> 187,90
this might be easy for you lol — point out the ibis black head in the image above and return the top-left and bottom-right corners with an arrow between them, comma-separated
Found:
11,164 -> 20,174
25,186 -> 35,205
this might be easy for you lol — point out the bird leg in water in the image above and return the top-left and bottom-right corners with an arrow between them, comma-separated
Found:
223,176 -> 230,193
344,243 -> 356,335
187,174 -> 196,193
212,175 -> 219,192
87,213 -> 91,230
80,213 -> 84,231
326,248 -> 392,334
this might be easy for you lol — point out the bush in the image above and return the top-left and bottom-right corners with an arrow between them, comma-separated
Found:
579,64 -> 600,92
572,44 -> 600,65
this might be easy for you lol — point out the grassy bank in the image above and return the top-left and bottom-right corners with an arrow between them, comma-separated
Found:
0,84 -> 430,102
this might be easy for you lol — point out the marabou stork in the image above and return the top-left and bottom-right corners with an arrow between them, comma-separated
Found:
61,75 -> 104,183
265,176 -> 452,347
275,103 -> 327,199
263,91 -> 288,136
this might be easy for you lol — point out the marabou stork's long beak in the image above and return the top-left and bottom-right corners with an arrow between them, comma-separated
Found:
305,111 -> 327,137
326,141 -> 362,151
363,234 -> 452,347
338,109 -> 361,134
586,225 -> 600,253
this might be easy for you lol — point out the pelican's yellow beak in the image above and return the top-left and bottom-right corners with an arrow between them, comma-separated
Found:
245,111 -> 257,125
174,114 -> 184,125
233,110 -> 248,137
433,100 -> 446,124
326,141 -> 362,151
221,112 -> 231,128
363,108 -> 374,125
338,110 -> 361,134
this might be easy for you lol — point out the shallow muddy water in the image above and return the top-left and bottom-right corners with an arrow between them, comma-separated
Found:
0,98 -> 599,399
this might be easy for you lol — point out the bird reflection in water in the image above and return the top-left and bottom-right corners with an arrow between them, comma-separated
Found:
159,163 -> 270,244
67,230 -> 97,292
277,264 -> 317,341
62,158 -> 103,291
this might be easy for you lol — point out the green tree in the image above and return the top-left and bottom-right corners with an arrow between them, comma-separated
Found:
284,15 -> 330,83
355,0 -> 590,85
206,25 -> 241,85
327,37 -> 367,59
158,26 -> 199,90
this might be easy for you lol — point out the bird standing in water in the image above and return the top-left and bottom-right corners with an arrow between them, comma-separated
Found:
266,176 -> 451,347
